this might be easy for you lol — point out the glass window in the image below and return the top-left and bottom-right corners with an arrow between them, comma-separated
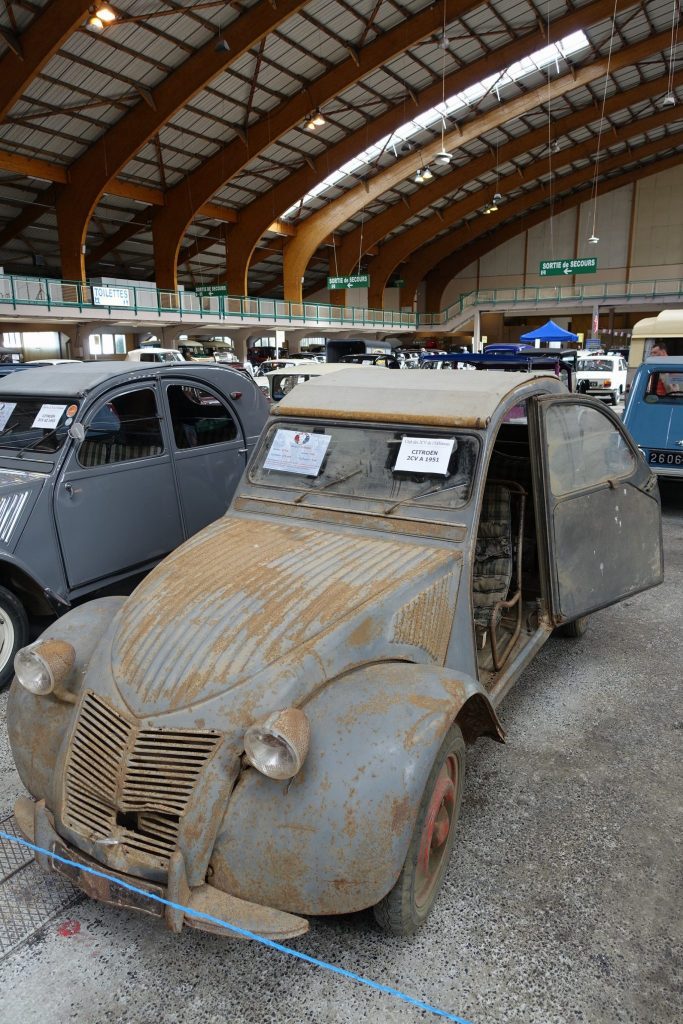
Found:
250,422 -> 479,514
167,385 -> 238,449
545,403 -> 635,496
78,389 -> 163,467
644,371 -> 683,401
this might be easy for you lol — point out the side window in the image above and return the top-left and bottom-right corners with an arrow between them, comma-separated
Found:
545,402 -> 635,497
78,388 -> 163,467
168,385 -> 238,449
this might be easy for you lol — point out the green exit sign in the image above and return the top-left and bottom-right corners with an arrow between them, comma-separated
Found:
327,274 -> 370,289
540,258 -> 598,276
195,284 -> 228,296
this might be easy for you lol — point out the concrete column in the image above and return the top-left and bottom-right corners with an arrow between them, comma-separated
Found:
160,325 -> 181,349
472,310 -> 482,353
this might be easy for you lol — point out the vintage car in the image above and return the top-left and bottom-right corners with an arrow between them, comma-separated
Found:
263,361 -> 384,402
8,369 -> 663,941
0,361 -> 267,687
623,356 -> 683,478
576,354 -> 628,405
125,347 -> 185,363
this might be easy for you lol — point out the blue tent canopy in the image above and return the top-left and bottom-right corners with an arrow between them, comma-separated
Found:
520,319 -> 578,343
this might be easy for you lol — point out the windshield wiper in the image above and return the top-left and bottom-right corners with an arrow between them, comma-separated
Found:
16,426 -> 61,458
384,478 -> 464,515
292,468 -> 363,504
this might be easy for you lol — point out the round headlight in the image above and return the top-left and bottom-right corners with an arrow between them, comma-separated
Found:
244,708 -> 310,780
14,639 -> 75,696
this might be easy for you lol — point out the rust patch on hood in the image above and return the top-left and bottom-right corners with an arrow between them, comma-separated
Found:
111,518 -> 454,712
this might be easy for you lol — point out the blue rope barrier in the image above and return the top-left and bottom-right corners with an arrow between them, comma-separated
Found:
0,828 -> 474,1024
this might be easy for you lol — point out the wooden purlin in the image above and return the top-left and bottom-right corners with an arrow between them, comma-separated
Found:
0,1 -> 92,122
397,142 -> 683,311
218,0 -> 624,299
150,0 -> 489,290
54,0 -> 309,283
332,71 -> 683,281
281,26 -> 675,303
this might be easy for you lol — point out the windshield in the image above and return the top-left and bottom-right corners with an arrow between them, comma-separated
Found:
249,422 -> 479,514
0,396 -> 77,453
577,358 -> 614,371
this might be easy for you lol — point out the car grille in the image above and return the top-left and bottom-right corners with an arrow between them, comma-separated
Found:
62,691 -> 220,865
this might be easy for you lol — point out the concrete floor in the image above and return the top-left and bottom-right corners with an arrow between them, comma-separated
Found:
0,482 -> 681,1024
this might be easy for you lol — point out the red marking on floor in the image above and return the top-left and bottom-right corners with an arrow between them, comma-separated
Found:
58,919 -> 81,937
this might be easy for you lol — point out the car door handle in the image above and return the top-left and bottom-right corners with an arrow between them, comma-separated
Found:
64,482 -> 74,497
238,448 -> 248,454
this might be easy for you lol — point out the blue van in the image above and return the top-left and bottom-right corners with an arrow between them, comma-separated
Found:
623,357 -> 683,478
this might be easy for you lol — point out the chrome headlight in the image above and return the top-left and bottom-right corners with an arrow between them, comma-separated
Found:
244,708 -> 310,780
14,639 -> 75,696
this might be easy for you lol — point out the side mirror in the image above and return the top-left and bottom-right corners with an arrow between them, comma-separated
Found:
68,423 -> 86,442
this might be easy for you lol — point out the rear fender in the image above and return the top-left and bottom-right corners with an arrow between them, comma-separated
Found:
210,661 -> 502,916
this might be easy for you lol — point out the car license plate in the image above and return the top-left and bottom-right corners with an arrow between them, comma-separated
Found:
49,840 -> 165,917
648,450 -> 683,466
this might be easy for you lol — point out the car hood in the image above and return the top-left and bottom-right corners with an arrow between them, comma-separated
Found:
106,516 -> 460,719
0,467 -> 45,548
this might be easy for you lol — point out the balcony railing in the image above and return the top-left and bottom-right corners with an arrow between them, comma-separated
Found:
0,272 -> 682,331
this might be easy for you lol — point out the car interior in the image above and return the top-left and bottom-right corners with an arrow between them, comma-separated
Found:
472,404 -> 542,687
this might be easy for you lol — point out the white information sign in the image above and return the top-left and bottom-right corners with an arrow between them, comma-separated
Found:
394,436 -> 455,476
263,429 -> 331,476
31,404 -> 66,429
93,285 -> 131,307
0,402 -> 16,430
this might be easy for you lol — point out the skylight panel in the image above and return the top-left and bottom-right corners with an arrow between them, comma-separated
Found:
283,29 -> 589,218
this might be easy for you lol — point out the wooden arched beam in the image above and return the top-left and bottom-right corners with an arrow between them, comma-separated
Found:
0,1 -> 91,121
281,28 -> 673,302
334,72 -> 683,283
150,0 -> 489,289
397,144 -> 683,312
54,0 -> 308,282
221,0 -> 619,298
363,106 -> 680,306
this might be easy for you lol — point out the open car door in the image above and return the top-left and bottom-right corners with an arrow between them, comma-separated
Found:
531,395 -> 663,625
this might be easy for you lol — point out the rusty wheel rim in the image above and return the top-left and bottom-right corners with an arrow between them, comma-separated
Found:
415,754 -> 458,910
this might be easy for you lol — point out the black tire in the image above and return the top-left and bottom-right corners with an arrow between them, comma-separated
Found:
373,724 -> 465,935
555,614 -> 589,638
610,391 -> 618,406
0,585 -> 29,691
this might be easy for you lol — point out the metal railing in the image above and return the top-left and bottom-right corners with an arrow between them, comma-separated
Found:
1,272 -> 682,332
418,277 -> 683,327
0,274 -> 418,329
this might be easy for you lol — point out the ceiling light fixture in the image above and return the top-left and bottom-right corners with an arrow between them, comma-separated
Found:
660,91 -> 677,107
215,37 -> 230,52
96,4 -> 116,21
305,110 -> 326,130
87,14 -> 104,29
422,166 -> 434,181
414,169 -> 425,184
492,192 -> 502,203
435,149 -> 452,165
588,234 -> 599,244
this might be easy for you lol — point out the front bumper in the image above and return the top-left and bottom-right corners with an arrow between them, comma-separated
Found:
15,796 -> 308,941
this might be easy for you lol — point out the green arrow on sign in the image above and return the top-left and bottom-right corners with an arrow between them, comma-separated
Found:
539,258 -> 597,276
195,284 -> 228,296
327,274 -> 370,289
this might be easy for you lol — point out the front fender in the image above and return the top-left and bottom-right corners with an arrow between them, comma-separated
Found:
210,661 -> 501,916
7,596 -> 126,807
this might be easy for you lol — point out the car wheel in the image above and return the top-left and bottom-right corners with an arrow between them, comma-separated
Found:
373,724 -> 465,935
610,390 -> 618,405
555,615 -> 589,638
0,586 -> 28,690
